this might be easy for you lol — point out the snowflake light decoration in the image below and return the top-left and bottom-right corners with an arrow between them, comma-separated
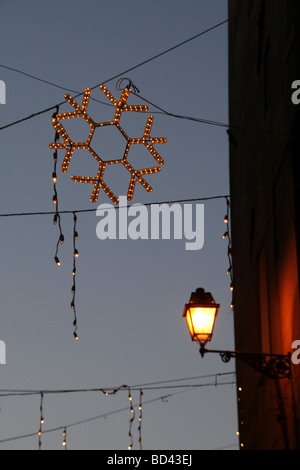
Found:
49,84 -> 167,205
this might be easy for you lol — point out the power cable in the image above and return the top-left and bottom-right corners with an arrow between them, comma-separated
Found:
0,7 -> 252,133
0,371 -> 235,397
1,185 -> 298,219
0,194 -> 230,218
0,380 -> 236,445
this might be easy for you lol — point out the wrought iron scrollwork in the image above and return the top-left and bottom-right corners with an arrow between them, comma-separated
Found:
200,345 -> 291,380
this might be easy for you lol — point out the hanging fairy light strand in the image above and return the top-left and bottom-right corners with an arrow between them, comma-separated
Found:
52,106 -> 64,267
138,390 -> 143,450
0,376 -> 236,448
223,197 -> 234,308
38,392 -> 44,450
71,212 -> 79,341
62,428 -> 67,449
127,387 -> 135,450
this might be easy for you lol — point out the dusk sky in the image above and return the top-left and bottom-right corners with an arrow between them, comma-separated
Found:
0,0 -> 239,450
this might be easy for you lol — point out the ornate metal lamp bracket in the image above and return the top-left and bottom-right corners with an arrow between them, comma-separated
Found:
200,346 -> 291,380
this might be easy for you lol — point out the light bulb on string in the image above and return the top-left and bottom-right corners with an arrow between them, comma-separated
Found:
223,197 -> 234,310
127,387 -> 135,450
70,212 -> 79,340
51,107 -> 64,268
62,428 -> 67,449
54,256 -> 61,267
38,392 -> 44,450
138,390 -> 143,450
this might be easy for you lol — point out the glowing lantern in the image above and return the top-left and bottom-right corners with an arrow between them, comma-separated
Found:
183,288 -> 220,345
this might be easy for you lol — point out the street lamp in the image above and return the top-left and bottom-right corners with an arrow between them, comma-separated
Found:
182,288 -> 220,345
183,288 -> 291,380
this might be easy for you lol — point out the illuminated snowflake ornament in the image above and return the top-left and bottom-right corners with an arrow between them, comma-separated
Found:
49,83 -> 167,204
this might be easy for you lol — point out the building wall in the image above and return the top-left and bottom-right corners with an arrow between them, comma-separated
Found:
228,0 -> 300,449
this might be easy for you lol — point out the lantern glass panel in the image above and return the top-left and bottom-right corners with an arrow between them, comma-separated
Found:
186,306 -> 217,342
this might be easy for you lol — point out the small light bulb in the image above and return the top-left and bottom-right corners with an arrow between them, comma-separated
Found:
52,172 -> 57,183
60,234 -> 64,244
74,249 -> 79,258
224,215 -> 229,224
74,332 -> 79,341
53,195 -> 58,204
54,256 -> 61,266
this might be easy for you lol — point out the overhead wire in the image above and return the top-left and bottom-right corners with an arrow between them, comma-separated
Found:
0,379 -> 236,446
1,4 -> 297,142
0,194 -> 230,219
0,371 -> 235,397
0,6 -> 254,133
1,186 -> 299,219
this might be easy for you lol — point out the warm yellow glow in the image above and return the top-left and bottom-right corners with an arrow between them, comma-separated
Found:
49,84 -> 166,204
186,306 -> 217,343
54,256 -> 61,266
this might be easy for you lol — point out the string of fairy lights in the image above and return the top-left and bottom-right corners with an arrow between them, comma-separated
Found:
52,106 -> 65,268
38,392 -> 44,450
50,104 -> 80,340
223,197 -> 234,308
0,372 -> 236,450
71,212 -> 79,340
